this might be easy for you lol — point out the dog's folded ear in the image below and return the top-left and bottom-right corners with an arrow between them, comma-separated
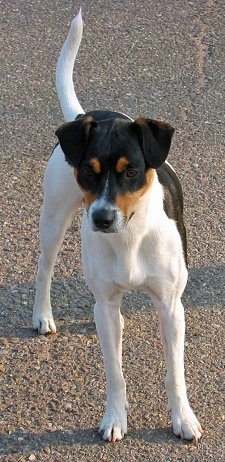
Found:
132,118 -> 175,169
55,116 -> 96,167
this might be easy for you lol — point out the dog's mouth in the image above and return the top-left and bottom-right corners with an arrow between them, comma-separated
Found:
92,226 -> 118,234
128,211 -> 135,222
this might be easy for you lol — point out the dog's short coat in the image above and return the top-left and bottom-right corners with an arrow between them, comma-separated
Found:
33,10 -> 202,442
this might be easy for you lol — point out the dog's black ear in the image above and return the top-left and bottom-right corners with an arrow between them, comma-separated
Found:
55,116 -> 96,167
132,117 -> 175,168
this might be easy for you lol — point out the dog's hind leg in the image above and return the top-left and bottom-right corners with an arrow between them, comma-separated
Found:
152,294 -> 203,442
93,292 -> 128,442
33,146 -> 83,334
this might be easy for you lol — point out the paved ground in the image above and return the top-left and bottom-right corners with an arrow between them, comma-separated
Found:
1,0 -> 224,460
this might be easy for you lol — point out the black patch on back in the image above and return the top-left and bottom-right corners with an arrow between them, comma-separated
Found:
157,163 -> 188,266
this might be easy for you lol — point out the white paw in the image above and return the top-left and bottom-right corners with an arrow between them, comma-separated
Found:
99,401 -> 128,442
32,311 -> 56,334
171,406 -> 203,442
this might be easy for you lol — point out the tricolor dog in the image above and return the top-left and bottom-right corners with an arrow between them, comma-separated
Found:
33,10 -> 202,442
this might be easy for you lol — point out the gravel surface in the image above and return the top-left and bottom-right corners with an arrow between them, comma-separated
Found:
1,0 -> 224,460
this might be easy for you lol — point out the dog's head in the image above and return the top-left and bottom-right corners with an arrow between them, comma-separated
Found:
56,115 -> 174,233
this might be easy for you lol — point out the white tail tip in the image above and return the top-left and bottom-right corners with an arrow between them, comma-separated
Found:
56,8 -> 84,122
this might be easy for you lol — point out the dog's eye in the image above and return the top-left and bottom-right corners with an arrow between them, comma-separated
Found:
126,169 -> 138,178
81,166 -> 93,177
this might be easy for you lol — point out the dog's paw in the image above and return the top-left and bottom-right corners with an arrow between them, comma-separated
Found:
99,402 -> 128,442
171,406 -> 203,442
32,312 -> 56,335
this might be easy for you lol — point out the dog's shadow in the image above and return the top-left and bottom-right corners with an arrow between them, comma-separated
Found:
0,264 -> 224,340
0,266 -> 219,455
0,425 -> 191,455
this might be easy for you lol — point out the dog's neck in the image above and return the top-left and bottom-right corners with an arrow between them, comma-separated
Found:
127,171 -> 164,230
102,170 -> 165,247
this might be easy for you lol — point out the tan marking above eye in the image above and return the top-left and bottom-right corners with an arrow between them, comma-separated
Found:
115,169 -> 155,219
116,157 -> 129,174
89,158 -> 101,174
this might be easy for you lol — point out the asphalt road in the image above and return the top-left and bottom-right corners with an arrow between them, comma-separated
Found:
1,0 -> 224,461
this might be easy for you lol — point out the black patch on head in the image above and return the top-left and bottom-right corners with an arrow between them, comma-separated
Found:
56,110 -> 177,217
157,163 -> 188,266
55,111 -> 131,169
76,117 -> 148,202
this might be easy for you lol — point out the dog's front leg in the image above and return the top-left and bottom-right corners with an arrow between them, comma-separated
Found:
33,207 -> 72,334
94,296 -> 128,442
154,296 -> 203,442
33,148 -> 83,334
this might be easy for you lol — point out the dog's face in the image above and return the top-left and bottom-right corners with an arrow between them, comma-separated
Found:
56,116 -> 174,233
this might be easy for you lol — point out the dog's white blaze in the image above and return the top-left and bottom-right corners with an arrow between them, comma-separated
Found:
100,173 -> 110,201
88,174 -> 110,219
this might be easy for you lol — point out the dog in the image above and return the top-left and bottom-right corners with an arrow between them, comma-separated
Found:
33,9 -> 202,442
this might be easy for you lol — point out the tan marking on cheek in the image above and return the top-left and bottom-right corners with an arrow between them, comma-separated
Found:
83,191 -> 98,209
140,168 -> 155,196
115,169 -> 155,219
89,158 -> 101,174
116,157 -> 129,173
116,192 -> 141,219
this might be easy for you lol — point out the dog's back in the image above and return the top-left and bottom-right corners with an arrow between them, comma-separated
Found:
157,163 -> 187,264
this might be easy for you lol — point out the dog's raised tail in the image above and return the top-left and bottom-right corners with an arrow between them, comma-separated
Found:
56,9 -> 84,122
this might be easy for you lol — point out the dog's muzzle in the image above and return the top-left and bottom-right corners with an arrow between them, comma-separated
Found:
92,206 -> 117,232
88,201 -> 125,233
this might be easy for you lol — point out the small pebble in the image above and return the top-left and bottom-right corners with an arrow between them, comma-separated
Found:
65,402 -> 73,412
29,455 -> 36,461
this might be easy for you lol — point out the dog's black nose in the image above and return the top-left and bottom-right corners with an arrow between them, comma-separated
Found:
92,207 -> 116,231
